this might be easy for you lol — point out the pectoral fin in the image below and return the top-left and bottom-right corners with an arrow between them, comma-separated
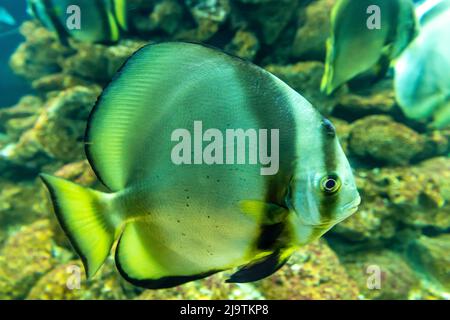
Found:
239,200 -> 289,225
225,249 -> 290,283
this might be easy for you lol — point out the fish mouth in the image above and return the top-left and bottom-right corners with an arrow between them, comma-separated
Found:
342,196 -> 361,214
309,196 -> 361,227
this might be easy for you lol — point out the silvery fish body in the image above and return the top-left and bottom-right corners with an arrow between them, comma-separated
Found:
395,7 -> 450,128
41,42 -> 360,289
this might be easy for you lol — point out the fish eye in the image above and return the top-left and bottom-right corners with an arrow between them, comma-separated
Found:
320,174 -> 341,195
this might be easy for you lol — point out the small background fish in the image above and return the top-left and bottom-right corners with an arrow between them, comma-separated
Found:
27,0 -> 129,43
321,0 -> 417,95
394,2 -> 450,128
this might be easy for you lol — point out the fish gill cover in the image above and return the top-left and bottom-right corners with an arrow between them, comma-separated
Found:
0,0 -> 448,300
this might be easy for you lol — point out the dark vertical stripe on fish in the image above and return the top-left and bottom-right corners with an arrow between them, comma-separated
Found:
93,0 -> 113,42
318,118 -> 338,221
234,61 -> 297,251
43,0 -> 70,44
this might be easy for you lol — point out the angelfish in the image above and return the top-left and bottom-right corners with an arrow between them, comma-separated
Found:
27,0 -> 129,44
394,6 -> 450,128
321,0 -> 417,95
41,42 -> 360,289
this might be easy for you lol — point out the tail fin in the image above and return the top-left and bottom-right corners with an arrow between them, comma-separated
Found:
40,174 -> 117,278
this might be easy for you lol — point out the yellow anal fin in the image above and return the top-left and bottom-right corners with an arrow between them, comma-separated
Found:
115,221 -> 222,289
239,200 -> 289,225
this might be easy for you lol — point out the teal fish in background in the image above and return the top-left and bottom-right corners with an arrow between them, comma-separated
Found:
394,6 -> 450,128
321,0 -> 418,95
40,42 -> 360,289
0,6 -> 15,26
0,6 -> 17,38
415,0 -> 450,25
27,0 -> 129,43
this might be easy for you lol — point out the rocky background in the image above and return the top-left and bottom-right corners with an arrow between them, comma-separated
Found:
0,0 -> 449,300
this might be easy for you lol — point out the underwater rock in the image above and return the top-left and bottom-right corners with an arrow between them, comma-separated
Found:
349,115 -> 425,166
61,41 -> 146,83
0,220 -> 69,299
291,0 -> 335,60
255,240 -> 360,300
31,73 -> 91,93
334,80 -> 398,120
136,272 -> 263,300
341,249 -> 421,300
9,21 -> 71,81
10,23 -> 144,85
329,117 -> 351,154
52,160 -> 97,186
0,180 -> 46,231
398,157 -> 450,230
407,234 -> 450,292
225,29 -> 260,61
419,130 -> 450,160
333,157 -> 450,242
4,86 -> 101,168
186,0 -> 230,24
26,259 -> 136,300
0,95 -> 43,141
176,0 -> 230,42
233,0 -> 298,45
265,62 -> 338,115
148,0 -> 185,35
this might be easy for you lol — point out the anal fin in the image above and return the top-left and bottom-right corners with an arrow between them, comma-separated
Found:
239,200 -> 289,225
115,221 -> 222,289
225,250 -> 290,283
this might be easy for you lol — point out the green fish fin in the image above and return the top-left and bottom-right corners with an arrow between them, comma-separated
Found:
225,249 -> 290,283
372,46 -> 393,79
40,0 -> 70,45
239,200 -> 289,225
321,38 -> 336,95
40,174 -> 116,278
115,221 -> 221,289
112,0 -> 129,32
432,100 -> 450,129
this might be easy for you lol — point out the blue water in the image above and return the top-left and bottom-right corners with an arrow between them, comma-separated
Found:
0,0 -> 32,108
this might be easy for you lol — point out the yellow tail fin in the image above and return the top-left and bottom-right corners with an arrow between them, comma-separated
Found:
40,174 -> 117,278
